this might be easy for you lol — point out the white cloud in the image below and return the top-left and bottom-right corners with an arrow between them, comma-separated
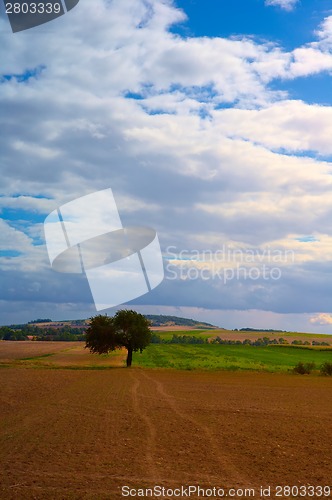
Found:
211,100 -> 332,156
0,219 -> 48,272
0,196 -> 54,213
0,219 -> 32,253
265,0 -> 299,11
310,313 -> 332,325
315,16 -> 332,50
287,48 -> 332,79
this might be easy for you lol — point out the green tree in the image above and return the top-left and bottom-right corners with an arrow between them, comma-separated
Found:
85,315 -> 118,354
85,310 -> 151,367
113,310 -> 151,367
0,326 -> 14,340
320,362 -> 332,376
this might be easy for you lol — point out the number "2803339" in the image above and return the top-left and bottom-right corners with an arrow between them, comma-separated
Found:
5,2 -> 62,14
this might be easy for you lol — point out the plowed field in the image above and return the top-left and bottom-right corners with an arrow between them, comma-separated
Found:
0,353 -> 331,499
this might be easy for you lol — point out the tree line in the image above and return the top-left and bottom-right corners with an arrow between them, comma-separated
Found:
211,336 -> 330,347
0,325 -> 86,341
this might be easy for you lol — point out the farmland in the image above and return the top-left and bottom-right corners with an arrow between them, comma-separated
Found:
151,328 -> 332,343
0,341 -> 331,499
1,340 -> 331,372
133,344 -> 332,372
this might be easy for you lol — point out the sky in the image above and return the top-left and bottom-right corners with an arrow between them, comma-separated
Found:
1,0 -> 332,332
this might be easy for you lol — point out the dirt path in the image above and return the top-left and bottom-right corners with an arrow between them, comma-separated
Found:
129,370 -> 160,483
138,369 -> 251,489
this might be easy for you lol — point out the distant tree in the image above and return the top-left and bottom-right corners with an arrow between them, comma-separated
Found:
313,340 -> 330,346
28,319 -> 52,324
0,327 -> 27,341
150,333 -> 163,344
0,327 -> 14,340
293,362 -> 315,375
320,362 -> 332,376
85,310 -> 151,367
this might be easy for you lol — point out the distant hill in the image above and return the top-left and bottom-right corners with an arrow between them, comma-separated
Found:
7,315 -> 218,331
144,315 -> 218,329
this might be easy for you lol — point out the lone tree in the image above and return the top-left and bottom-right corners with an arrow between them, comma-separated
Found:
85,310 -> 151,367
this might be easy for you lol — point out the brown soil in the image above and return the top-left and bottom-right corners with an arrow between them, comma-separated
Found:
0,342 -> 127,368
0,341 -> 82,360
0,362 -> 331,499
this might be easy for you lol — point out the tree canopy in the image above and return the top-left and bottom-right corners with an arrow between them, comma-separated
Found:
85,310 -> 151,366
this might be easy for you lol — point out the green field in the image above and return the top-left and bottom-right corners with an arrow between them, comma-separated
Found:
152,329 -> 212,341
1,340 -> 331,374
133,343 -> 332,372
153,328 -> 332,341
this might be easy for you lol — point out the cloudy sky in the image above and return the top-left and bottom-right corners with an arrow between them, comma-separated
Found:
1,0 -> 332,332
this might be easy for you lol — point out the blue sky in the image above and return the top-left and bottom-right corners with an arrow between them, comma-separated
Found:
173,0 -> 329,46
1,0 -> 332,332
173,0 -> 332,105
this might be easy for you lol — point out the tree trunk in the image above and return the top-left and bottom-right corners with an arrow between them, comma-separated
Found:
126,347 -> 133,367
